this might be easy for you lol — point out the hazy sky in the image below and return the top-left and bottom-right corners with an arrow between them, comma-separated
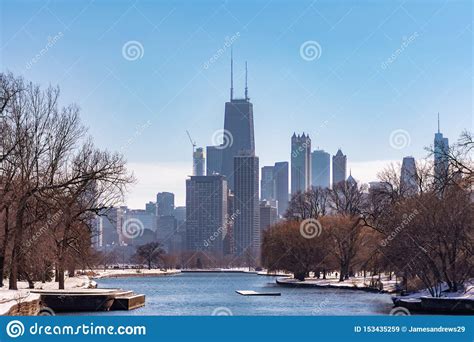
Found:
1,0 -> 472,207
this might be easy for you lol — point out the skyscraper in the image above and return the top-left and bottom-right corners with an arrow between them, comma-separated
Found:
434,114 -> 449,184
221,56 -> 255,191
156,192 -> 175,217
291,133 -> 311,195
273,161 -> 289,216
346,170 -> 357,186
206,145 -> 222,175
259,201 -> 277,232
233,153 -> 260,262
123,208 -> 157,246
400,156 -> 418,196
224,190 -> 235,255
185,175 -> 228,254
145,201 -> 156,215
156,215 -> 177,252
95,207 -> 121,248
311,149 -> 330,188
332,149 -> 347,187
193,147 -> 205,176
260,166 -> 274,201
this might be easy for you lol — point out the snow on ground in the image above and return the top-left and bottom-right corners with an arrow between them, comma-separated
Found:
277,273 -> 398,293
0,276 -> 94,315
0,290 -> 40,315
0,275 -> 95,291
399,279 -> 474,300
91,268 -> 181,279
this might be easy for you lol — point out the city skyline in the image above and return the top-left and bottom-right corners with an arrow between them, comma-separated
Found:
2,0 -> 471,207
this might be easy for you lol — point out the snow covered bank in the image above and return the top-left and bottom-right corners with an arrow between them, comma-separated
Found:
92,269 -> 181,279
0,290 -> 41,315
0,275 -> 95,315
393,279 -> 474,314
276,274 -> 398,293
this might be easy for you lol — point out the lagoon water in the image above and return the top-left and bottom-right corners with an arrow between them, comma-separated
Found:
86,273 -> 393,316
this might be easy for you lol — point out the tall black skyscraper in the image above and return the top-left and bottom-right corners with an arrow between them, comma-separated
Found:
233,152 -> 260,263
186,175 -> 228,254
221,55 -> 255,191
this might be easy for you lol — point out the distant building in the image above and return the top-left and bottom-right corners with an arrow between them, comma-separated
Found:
220,56 -> 255,191
273,161 -> 289,216
259,201 -> 277,232
291,133 -> 311,195
173,206 -> 187,253
346,170 -> 357,186
233,153 -> 260,262
193,147 -> 205,176
145,201 -> 156,215
400,156 -> 418,196
260,166 -> 274,201
94,207 -> 121,248
122,209 -> 157,246
368,181 -> 390,195
332,149 -> 347,187
185,175 -> 228,254
311,149 -> 330,188
174,206 -> 186,224
156,192 -> 175,217
224,190 -> 235,255
206,146 -> 222,175
156,215 -> 177,252
367,181 -> 392,211
434,114 -> 449,185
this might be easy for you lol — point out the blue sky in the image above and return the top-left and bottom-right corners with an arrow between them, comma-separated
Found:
1,0 -> 472,207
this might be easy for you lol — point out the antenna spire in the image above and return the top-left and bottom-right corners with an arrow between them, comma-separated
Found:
230,48 -> 234,101
437,112 -> 440,133
245,61 -> 248,100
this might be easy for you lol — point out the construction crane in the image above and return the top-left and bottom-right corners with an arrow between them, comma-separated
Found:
186,130 -> 196,153
186,130 -> 197,176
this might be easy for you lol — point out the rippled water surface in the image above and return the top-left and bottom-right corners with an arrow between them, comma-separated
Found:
89,272 -> 393,316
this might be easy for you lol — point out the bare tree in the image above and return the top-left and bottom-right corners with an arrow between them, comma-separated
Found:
284,186 -> 329,221
0,72 -> 133,289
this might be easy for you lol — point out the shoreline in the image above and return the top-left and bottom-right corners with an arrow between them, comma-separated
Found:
275,276 -> 397,294
91,269 -> 181,279
181,269 -> 289,276
0,275 -> 95,316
